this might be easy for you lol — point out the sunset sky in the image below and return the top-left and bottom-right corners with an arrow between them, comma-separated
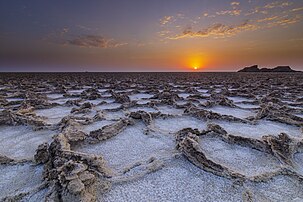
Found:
1,0 -> 303,72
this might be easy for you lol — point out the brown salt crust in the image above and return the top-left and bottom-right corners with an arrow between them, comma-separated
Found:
176,130 -> 246,181
35,133 -> 112,202
176,121 -> 303,180
255,102 -> 303,126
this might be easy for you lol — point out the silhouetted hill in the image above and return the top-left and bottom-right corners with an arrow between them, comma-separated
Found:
238,65 -> 300,72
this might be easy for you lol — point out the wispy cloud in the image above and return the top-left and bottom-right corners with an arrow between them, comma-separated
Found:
67,35 -> 127,48
159,0 -> 303,40
169,21 -> 257,39
160,16 -> 174,25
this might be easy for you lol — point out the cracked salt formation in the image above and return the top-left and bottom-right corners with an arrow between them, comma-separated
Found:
208,106 -> 255,119
154,116 -> 207,133
34,106 -> 72,124
0,73 -> 302,201
76,122 -> 174,170
0,163 -> 44,200
214,120 -> 302,139
101,158 -> 245,202
199,136 -> 281,177
0,126 -> 54,159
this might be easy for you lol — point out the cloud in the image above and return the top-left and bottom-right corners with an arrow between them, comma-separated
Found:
231,2 -> 240,6
169,20 -> 257,39
216,9 -> 242,16
160,16 -> 174,25
67,35 -> 127,48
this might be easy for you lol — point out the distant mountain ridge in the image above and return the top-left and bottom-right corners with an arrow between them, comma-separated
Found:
238,65 -> 301,72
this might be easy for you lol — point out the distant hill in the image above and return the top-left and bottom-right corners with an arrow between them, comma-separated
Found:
238,65 -> 300,72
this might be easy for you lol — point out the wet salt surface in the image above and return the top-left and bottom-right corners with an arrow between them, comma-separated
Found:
214,120 -> 302,139
154,116 -> 207,133
0,126 -> 54,159
199,136 -> 281,177
76,122 -> 175,170
207,106 -> 255,118
0,163 -> 43,198
101,157 -> 244,202
34,106 -> 72,124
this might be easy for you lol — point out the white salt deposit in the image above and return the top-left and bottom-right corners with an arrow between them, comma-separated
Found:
129,93 -> 153,101
95,103 -> 122,110
0,164 -> 43,198
46,94 -> 64,99
154,116 -> 206,133
68,89 -> 85,94
228,96 -> 253,103
6,98 -> 24,102
103,111 -> 126,120
156,105 -> 184,115
35,106 -> 72,124
178,93 -> 192,99
101,157 -> 244,202
77,122 -> 174,170
208,106 -> 255,119
0,126 -> 54,160
214,120 -> 302,139
250,175 -> 303,201
82,120 -> 116,133
136,100 -> 150,104
294,152 -> 303,175
128,107 -> 158,113
199,136 -> 281,177
235,103 -> 259,109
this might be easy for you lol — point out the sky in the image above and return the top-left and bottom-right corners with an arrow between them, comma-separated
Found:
0,0 -> 303,72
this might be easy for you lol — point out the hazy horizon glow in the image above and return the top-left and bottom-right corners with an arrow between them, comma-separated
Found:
1,0 -> 303,72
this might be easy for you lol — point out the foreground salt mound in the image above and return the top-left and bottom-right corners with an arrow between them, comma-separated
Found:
0,163 -> 44,200
199,136 -> 281,177
214,120 -> 302,139
0,125 -> 54,160
76,122 -> 175,170
101,157 -> 245,202
154,116 -> 207,133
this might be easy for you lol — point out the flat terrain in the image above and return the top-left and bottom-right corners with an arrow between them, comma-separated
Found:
0,72 -> 302,201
